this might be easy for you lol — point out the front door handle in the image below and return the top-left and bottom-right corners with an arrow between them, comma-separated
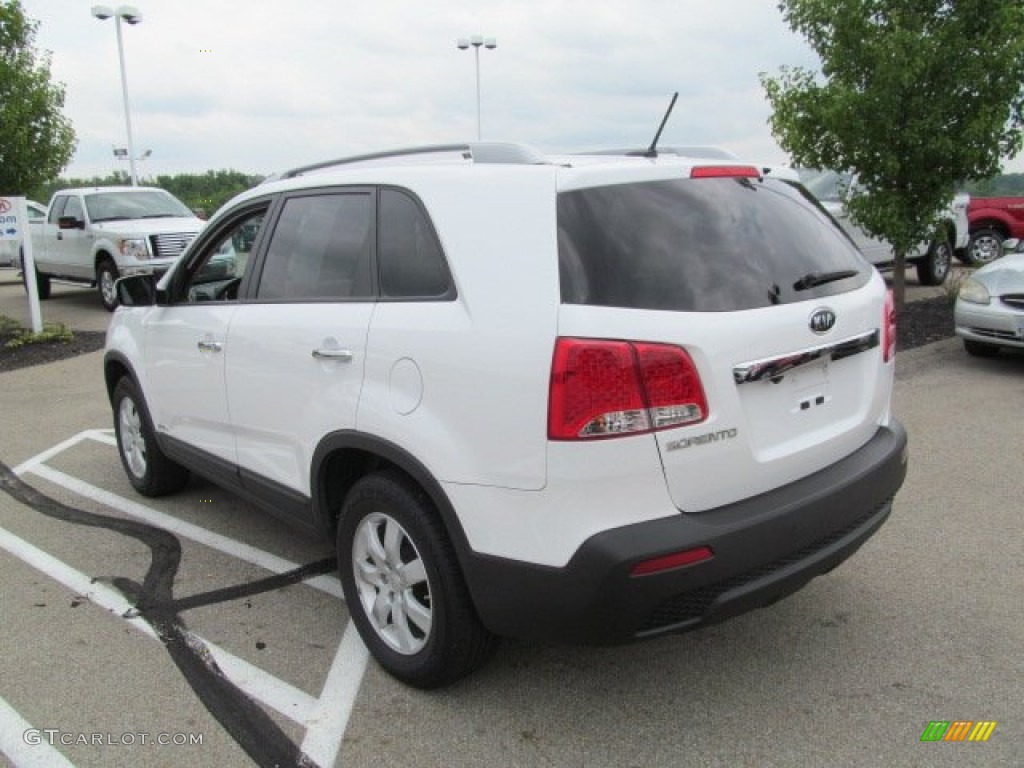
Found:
312,347 -> 353,362
197,339 -> 223,353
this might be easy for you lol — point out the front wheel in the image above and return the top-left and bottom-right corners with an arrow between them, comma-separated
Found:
916,238 -> 952,286
336,471 -> 496,688
98,258 -> 120,311
113,377 -> 190,496
966,228 -> 1004,266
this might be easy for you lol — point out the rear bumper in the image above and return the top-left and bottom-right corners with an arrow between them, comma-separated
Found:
462,420 -> 908,645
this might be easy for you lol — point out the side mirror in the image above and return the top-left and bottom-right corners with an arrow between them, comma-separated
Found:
58,216 -> 84,230
115,274 -> 156,307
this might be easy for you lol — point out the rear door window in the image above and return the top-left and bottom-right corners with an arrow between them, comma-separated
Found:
557,177 -> 870,312
255,192 -> 374,301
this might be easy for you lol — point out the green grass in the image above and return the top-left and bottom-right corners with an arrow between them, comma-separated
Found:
0,314 -> 74,349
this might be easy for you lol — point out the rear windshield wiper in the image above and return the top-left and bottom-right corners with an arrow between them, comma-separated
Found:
793,269 -> 859,291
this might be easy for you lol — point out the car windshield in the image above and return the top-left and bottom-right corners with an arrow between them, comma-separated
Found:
800,169 -> 853,203
85,190 -> 193,222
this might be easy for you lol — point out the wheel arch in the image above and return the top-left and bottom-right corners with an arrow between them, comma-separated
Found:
103,351 -> 140,406
968,217 -> 1011,238
94,248 -> 116,274
311,431 -> 474,560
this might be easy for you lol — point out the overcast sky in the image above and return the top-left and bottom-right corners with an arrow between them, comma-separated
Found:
19,0 -> 1023,180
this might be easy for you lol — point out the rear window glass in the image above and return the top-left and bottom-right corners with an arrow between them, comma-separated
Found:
557,177 -> 870,312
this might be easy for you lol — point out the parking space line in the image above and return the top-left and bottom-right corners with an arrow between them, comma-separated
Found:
0,693 -> 76,768
4,431 -> 368,766
300,619 -> 370,766
0,522 -> 157,639
11,430 -> 101,477
0,523 -> 318,722
25,464 -> 344,600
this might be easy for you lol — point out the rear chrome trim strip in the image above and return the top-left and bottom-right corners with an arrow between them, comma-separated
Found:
733,329 -> 879,385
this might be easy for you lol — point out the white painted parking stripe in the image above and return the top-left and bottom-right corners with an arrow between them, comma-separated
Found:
0,522 -> 158,639
85,429 -> 117,448
191,634 -> 317,723
25,464 -> 344,600
11,431 -> 95,477
0,694 -> 76,768
6,430 -> 370,766
0,525 -> 317,723
299,619 -> 369,766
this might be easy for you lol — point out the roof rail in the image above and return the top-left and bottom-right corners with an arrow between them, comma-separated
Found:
280,142 -> 548,178
578,146 -> 742,161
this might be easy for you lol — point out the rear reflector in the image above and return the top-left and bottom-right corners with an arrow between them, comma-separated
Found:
690,165 -> 760,179
883,290 -> 896,362
631,546 -> 714,576
548,338 -> 708,440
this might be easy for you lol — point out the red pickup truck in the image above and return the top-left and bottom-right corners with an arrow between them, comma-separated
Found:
966,197 -> 1024,264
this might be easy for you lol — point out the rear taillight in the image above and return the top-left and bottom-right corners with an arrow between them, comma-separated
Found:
548,338 -> 708,440
883,290 -> 896,362
690,165 -> 760,179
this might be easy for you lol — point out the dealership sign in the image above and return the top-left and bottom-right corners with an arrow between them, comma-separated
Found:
0,197 -> 24,241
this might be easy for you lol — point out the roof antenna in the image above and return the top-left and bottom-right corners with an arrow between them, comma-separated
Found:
645,92 -> 678,158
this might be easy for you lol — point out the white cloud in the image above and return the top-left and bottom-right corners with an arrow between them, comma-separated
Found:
20,0 -> 1021,178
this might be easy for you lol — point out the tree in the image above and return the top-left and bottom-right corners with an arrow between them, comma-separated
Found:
761,0 -> 1024,306
0,0 -> 77,195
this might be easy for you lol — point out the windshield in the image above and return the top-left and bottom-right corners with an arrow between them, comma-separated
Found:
85,190 -> 193,222
557,176 -> 870,312
799,169 -> 853,203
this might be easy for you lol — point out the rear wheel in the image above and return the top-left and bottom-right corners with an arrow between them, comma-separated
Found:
113,377 -> 190,496
916,238 -> 951,286
336,470 -> 496,688
966,228 -> 1004,266
963,339 -> 1000,358
98,258 -> 120,311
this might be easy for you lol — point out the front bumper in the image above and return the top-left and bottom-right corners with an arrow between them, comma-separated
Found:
955,301 -> 1024,349
462,421 -> 908,645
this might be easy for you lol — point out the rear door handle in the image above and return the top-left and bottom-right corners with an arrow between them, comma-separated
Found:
312,347 -> 353,362
197,339 -> 223,353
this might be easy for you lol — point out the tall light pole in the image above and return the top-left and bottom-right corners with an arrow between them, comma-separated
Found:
456,35 -> 496,140
92,5 -> 143,185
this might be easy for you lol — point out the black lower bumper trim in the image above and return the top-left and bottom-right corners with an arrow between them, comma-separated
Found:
461,421 -> 908,645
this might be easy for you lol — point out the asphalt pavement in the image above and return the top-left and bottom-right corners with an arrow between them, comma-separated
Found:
0,270 -> 1021,767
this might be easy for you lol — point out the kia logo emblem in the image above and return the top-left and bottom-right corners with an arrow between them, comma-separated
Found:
809,308 -> 836,334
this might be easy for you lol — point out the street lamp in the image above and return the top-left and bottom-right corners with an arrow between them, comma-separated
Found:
456,35 -> 496,140
92,5 -> 143,186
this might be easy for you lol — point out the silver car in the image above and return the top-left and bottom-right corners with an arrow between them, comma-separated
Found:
955,240 -> 1024,357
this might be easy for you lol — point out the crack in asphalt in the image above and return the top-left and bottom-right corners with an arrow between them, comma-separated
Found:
0,461 -> 335,768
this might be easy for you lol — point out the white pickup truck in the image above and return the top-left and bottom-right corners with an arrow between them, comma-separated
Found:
26,186 -> 204,310
801,170 -> 969,286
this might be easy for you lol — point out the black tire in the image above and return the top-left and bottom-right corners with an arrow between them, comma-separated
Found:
336,470 -> 496,688
965,228 -> 1004,266
98,258 -> 120,311
112,377 -> 190,496
20,253 -> 51,299
916,238 -> 952,286
964,339 -> 1000,358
